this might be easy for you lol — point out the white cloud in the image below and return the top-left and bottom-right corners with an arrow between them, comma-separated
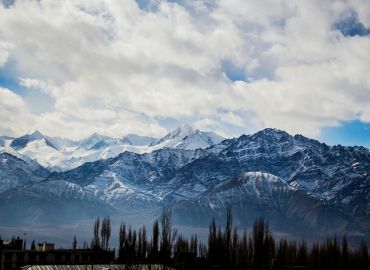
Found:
193,118 -> 217,130
218,112 -> 245,127
0,42 -> 10,68
0,0 -> 369,139
0,87 -> 34,136
20,78 -> 59,97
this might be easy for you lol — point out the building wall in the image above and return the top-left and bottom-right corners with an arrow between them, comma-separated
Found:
0,249 -> 115,270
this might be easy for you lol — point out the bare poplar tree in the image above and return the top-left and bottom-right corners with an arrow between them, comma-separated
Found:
100,216 -> 111,250
72,235 -> 77,250
93,217 -> 100,248
160,207 -> 178,262
119,222 -> 126,262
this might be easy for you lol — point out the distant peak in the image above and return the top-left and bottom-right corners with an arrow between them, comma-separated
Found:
28,130 -> 43,137
10,130 -> 47,149
27,130 -> 45,140
260,127 -> 288,134
150,123 -> 224,148
253,128 -> 291,139
87,132 -> 110,140
89,132 -> 101,137
169,124 -> 195,138
176,123 -> 194,132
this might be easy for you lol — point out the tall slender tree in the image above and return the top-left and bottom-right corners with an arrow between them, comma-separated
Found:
72,236 -> 77,250
119,222 -> 127,262
100,216 -> 111,250
160,207 -> 178,263
93,217 -> 100,248
150,220 -> 159,261
342,234 -> 349,270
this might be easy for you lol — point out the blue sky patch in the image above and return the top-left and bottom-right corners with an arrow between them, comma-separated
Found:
221,60 -> 248,82
0,61 -> 55,114
0,62 -> 26,96
320,120 -> 370,148
334,11 -> 370,37
135,0 -> 160,12
1,0 -> 14,8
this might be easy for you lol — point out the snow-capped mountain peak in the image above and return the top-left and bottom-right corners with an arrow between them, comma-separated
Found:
173,123 -> 195,137
28,130 -> 44,139
150,124 -> 224,150
77,133 -> 117,150
251,128 -> 291,141
10,130 -> 57,150
153,124 -> 195,144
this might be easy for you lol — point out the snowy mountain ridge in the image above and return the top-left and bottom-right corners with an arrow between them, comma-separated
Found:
0,125 -> 224,171
150,124 -> 224,150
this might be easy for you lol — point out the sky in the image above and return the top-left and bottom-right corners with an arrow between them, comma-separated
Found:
0,0 -> 370,147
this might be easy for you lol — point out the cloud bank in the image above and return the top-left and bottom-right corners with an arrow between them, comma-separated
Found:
0,0 -> 369,139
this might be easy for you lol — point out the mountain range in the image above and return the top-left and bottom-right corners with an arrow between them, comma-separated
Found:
0,124 -> 223,171
0,125 -> 369,242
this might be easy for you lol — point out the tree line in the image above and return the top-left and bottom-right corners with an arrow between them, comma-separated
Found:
80,209 -> 369,270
